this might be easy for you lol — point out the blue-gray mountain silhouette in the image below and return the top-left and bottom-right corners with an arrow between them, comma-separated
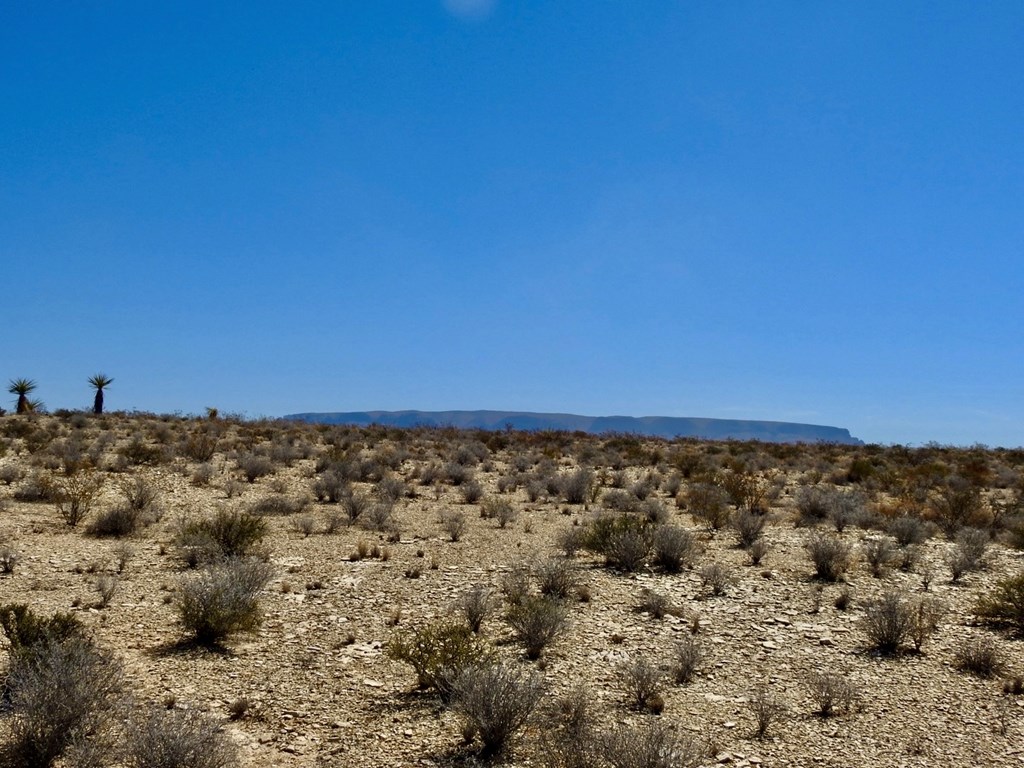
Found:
284,410 -> 862,444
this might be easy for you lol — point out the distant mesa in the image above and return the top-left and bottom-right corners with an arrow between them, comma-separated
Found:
283,410 -> 863,445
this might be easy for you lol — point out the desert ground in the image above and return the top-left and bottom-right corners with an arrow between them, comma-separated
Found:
1,412 -> 1022,767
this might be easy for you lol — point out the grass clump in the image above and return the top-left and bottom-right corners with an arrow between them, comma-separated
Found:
953,636 -> 1003,678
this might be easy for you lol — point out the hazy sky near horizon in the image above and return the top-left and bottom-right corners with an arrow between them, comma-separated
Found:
3,2 -> 1022,446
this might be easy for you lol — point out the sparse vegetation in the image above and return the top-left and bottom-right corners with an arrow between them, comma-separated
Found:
0,412 -> 1021,766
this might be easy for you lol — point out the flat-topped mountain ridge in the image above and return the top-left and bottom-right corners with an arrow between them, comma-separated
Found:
285,409 -> 863,444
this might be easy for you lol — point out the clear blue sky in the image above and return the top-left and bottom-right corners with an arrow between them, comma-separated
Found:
3,2 -> 1022,446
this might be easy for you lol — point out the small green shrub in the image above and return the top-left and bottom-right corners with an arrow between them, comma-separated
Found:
0,604 -> 84,653
178,510 -> 267,563
386,621 -> 492,699
175,558 -> 273,645
976,572 -> 1024,632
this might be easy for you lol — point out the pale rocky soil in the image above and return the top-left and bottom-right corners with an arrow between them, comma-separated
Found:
1,416 -> 1023,767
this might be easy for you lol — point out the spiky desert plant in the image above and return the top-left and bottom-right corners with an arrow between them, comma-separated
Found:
88,374 -> 113,415
8,378 -> 37,414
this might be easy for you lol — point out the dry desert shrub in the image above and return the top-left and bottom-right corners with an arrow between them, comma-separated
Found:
311,469 -> 348,503
177,510 -> 267,563
557,525 -> 586,558
672,635 -> 705,684
50,469 -> 104,527
248,493 -> 309,517
976,572 -> 1024,632
341,490 -> 371,523
795,485 -> 832,527
732,507 -> 766,548
235,454 -> 274,484
805,671 -> 859,717
747,536 -> 770,565
599,720 -> 704,768
450,660 -> 544,758
805,532 -> 853,581
175,558 -> 273,645
685,482 -> 731,532
954,636 -> 1004,678
749,683 -> 788,739
584,512 -> 652,571
863,536 -> 896,577
862,590 -> 945,654
887,514 -> 930,547
441,510 -> 468,542
619,655 -> 665,712
651,524 -> 700,572
561,468 -> 594,505
542,687 -> 598,768
930,476 -> 984,536
635,588 -> 679,620
1,626 -> 123,768
828,490 -> 867,532
457,584 -> 497,633
536,557 -> 579,599
460,479 -> 484,504
126,706 -> 239,768
700,562 -> 735,596
0,543 -> 19,574
506,595 -> 568,659
482,497 -> 518,528
948,527 -> 989,581
89,487 -> 153,537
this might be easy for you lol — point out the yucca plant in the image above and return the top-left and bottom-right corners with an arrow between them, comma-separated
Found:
88,373 -> 113,415
8,378 -> 37,414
